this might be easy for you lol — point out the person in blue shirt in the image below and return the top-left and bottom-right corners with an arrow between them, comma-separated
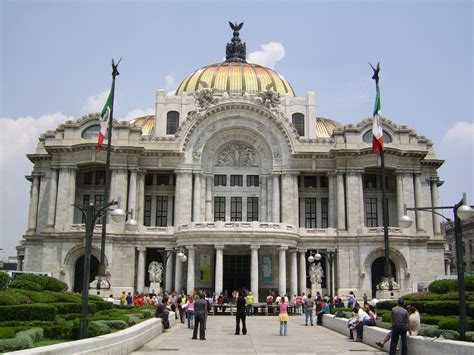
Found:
316,299 -> 330,325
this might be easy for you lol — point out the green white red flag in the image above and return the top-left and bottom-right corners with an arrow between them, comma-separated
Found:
97,87 -> 114,152
371,62 -> 384,155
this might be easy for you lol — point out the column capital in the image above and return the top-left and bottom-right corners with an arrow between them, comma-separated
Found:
137,247 -> 147,252
278,246 -> 288,251
298,248 -> 307,253
288,248 -> 298,254
214,245 -> 225,250
186,245 -> 196,251
250,245 -> 260,250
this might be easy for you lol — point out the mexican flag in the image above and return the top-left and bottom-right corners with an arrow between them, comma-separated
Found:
97,87 -> 114,152
371,63 -> 384,155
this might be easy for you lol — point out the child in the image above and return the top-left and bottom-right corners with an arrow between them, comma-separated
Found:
279,296 -> 289,336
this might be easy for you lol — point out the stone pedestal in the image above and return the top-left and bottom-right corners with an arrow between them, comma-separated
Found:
376,277 -> 401,300
150,282 -> 161,294
311,285 -> 322,298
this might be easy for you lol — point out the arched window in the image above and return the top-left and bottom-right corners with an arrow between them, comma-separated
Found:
292,113 -> 305,136
82,125 -> 101,139
166,111 -> 179,135
362,130 -> 392,144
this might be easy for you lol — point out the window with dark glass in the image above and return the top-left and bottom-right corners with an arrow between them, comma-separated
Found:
83,171 -> 93,185
145,174 -> 154,186
247,197 -> 258,221
156,196 -> 168,227
157,174 -> 170,186
214,175 -> 227,186
292,113 -> 305,136
95,170 -> 106,185
363,130 -> 392,144
144,196 -> 152,226
304,176 -> 317,188
166,111 -> 179,135
320,176 -> 328,188
365,198 -> 378,227
230,175 -> 243,187
231,197 -> 242,221
321,198 -> 328,228
81,125 -> 102,140
305,198 -> 317,228
82,194 -> 90,223
214,197 -> 226,221
94,194 -> 104,223
246,175 -> 259,187
364,174 -> 377,189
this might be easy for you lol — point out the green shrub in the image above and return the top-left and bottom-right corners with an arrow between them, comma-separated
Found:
0,304 -> 56,321
438,318 -> 460,331
423,301 -> 459,316
375,320 -> 392,330
428,279 -> 455,294
0,289 -> 30,305
466,331 -> 474,342
52,302 -> 96,315
10,279 -> 42,291
64,313 -> 81,321
91,321 -> 111,335
421,315 -> 446,326
13,289 -> 58,303
404,292 -> 440,301
419,324 -> 441,338
0,272 -> 10,289
88,294 -> 104,302
465,275 -> 474,292
376,300 -> 397,310
0,327 -> 43,352
440,329 -> 459,340
126,314 -> 141,326
103,320 -> 127,330
69,319 -> 102,340
42,323 -> 74,340
14,274 -> 67,292
46,291 -> 81,303
0,327 -> 17,339
381,312 -> 391,323
92,300 -> 113,311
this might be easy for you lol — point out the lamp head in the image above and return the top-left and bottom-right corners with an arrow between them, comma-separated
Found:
111,208 -> 126,223
181,255 -> 187,263
315,252 -> 322,261
457,204 -> 474,221
398,214 -> 413,229
177,251 -> 184,259
125,218 -> 138,232
308,255 -> 315,263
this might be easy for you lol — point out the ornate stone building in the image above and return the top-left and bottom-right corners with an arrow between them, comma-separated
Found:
18,24 -> 446,299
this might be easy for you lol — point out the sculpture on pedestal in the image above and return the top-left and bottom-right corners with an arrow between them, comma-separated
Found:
148,261 -> 163,291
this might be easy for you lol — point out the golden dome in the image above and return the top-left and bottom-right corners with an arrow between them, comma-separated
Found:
175,62 -> 296,97
130,115 -> 155,135
316,117 -> 343,138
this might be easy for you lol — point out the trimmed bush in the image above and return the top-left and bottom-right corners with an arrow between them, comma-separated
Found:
92,300 -> 114,311
0,304 -> 56,321
466,331 -> 474,342
423,301 -> 459,316
46,291 -> 81,303
438,318 -> 460,331
91,321 -> 112,335
429,279 -> 455,294
53,302 -> 97,315
126,314 -> 141,326
12,289 -> 58,303
0,327 -> 18,339
0,289 -> 30,305
421,315 -> 446,326
9,279 -> 42,291
64,313 -> 81,321
440,329 -> 459,340
0,327 -> 43,353
103,319 -> 127,330
375,320 -> 392,330
0,272 -> 10,289
419,324 -> 441,338
14,274 -> 67,292
376,300 -> 397,310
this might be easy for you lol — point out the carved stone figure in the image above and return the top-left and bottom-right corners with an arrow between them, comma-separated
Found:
193,87 -> 217,111
257,88 -> 281,109
148,261 -> 163,283
309,262 -> 324,285
216,142 -> 256,167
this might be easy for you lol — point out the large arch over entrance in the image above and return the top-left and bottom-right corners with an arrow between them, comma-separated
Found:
370,257 -> 396,297
74,254 -> 99,292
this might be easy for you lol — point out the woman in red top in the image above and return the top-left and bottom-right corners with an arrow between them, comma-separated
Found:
279,296 -> 289,336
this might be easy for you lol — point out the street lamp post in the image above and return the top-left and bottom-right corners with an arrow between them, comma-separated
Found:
398,193 -> 474,341
308,249 -> 338,297
74,200 -> 126,339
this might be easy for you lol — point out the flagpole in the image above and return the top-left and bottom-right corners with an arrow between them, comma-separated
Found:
380,149 -> 392,284
98,59 -> 121,287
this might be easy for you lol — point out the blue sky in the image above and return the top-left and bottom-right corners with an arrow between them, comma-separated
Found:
1,0 -> 472,257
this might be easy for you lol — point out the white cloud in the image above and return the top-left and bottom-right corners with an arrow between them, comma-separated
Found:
442,121 -> 474,145
121,108 -> 154,121
165,72 -> 177,96
82,90 -> 109,113
247,42 -> 285,69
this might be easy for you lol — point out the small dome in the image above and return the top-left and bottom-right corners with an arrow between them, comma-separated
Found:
175,62 -> 295,97
130,115 -> 155,135
316,117 -> 343,138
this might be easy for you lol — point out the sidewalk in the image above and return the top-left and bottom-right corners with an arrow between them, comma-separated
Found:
131,314 -> 384,354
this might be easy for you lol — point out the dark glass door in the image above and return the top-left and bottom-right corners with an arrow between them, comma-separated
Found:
222,255 -> 250,296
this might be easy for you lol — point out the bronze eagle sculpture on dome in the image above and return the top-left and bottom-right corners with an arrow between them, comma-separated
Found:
226,21 -> 246,62
229,21 -> 244,32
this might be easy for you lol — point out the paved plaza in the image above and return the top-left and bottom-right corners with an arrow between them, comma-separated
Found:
132,315 -> 384,354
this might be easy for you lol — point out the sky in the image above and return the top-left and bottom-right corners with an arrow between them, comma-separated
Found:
0,0 -> 472,258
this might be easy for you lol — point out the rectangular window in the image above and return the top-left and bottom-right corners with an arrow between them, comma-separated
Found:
231,197 -> 242,221
321,198 -> 328,228
320,176 -> 328,188
365,198 -> 378,227
364,174 -> 377,189
156,196 -> 168,226
305,198 -> 317,228
214,197 -> 226,221
83,171 -> 93,185
156,174 -> 170,186
230,175 -> 243,187
247,197 -> 259,221
94,194 -> 104,224
145,174 -> 154,186
214,175 -> 227,186
304,176 -> 317,188
246,175 -> 259,187
82,194 -> 90,223
144,195 -> 152,226
95,170 -> 106,185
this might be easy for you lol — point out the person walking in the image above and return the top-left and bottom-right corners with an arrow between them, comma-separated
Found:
184,295 -> 195,329
192,293 -> 208,340
303,293 -> 314,326
278,296 -> 289,336
389,298 -> 409,355
235,290 -> 247,335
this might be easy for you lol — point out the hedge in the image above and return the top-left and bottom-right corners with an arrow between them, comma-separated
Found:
52,302 -> 97,315
428,275 -> 474,294
11,289 -> 58,303
92,300 -> 114,311
9,279 -> 42,291
0,304 -> 57,321
0,289 -> 30,305
14,274 -> 67,292
0,327 -> 43,353
0,272 -> 10,289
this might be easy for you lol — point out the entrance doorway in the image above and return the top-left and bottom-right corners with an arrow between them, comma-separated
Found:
222,255 -> 250,296
371,256 -> 396,297
74,255 -> 99,292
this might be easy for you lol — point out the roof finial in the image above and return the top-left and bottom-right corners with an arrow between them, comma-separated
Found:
225,21 -> 247,63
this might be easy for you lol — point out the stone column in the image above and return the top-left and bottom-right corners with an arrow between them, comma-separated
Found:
110,168 -> 128,206
260,176 -> 267,222
205,175 -> 213,221
396,173 -> 404,222
165,249 -> 174,292
136,247 -> 146,293
175,171 -> 192,225
293,174 -> 300,226
175,252 -> 183,292
46,169 -> 58,229
278,246 -> 287,295
328,173 -> 336,228
281,173 -> 294,224
336,172 -> 346,230
128,169 -> 138,218
193,173 -> 201,222
289,249 -> 298,298
215,245 -> 224,296
299,249 -> 307,295
186,246 -> 195,293
272,174 -> 280,223
55,167 -> 76,232
414,173 -> 424,231
346,172 -> 364,230
267,176 -> 272,221
431,179 -> 442,236
136,171 -> 145,226
250,245 -> 260,302
27,175 -> 41,233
